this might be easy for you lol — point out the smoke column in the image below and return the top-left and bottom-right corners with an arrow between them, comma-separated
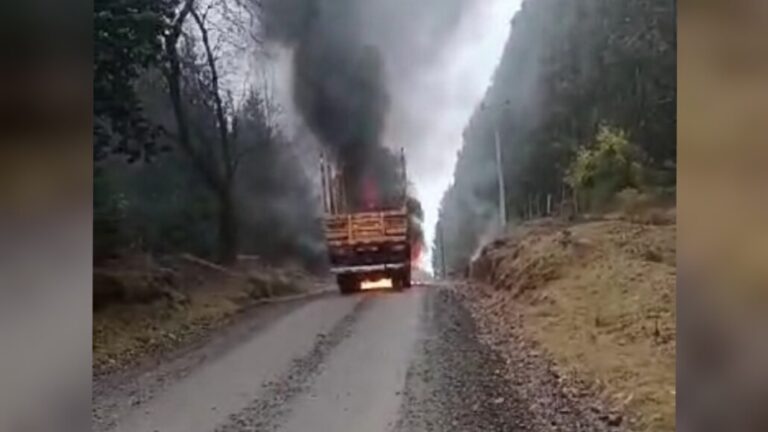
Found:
262,0 -> 397,208
261,0 -> 428,256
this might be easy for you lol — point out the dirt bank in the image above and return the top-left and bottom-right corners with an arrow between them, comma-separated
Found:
93,254 -> 330,378
464,214 -> 676,432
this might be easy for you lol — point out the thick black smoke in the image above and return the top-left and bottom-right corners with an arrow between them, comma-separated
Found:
263,0 -> 401,209
261,0 -> 472,261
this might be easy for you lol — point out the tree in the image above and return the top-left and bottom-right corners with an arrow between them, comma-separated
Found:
94,0 -> 174,161
434,0 -> 676,273
565,125 -> 646,210
94,0 -> 327,269
160,0 -> 265,263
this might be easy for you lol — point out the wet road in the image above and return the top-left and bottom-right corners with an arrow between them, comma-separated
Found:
97,284 -> 616,432
103,287 -> 424,432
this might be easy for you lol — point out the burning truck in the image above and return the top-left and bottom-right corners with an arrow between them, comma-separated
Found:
319,149 -> 412,293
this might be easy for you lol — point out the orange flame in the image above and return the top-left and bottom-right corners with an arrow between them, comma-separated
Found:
360,277 -> 393,290
362,176 -> 378,210
411,241 -> 422,264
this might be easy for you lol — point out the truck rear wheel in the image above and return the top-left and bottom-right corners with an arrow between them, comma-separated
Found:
337,274 -> 358,295
392,270 -> 413,291
391,273 -> 404,291
392,270 -> 410,290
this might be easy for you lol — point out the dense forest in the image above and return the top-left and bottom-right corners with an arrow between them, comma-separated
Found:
95,0 -> 327,269
432,0 -> 676,275
94,0 -> 431,271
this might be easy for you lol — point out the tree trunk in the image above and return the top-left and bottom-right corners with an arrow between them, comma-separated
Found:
561,185 -> 567,216
547,193 -> 552,215
217,187 -> 237,264
573,189 -> 580,215
536,193 -> 541,217
528,194 -> 534,219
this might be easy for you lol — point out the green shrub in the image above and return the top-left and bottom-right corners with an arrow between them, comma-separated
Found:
566,125 -> 647,211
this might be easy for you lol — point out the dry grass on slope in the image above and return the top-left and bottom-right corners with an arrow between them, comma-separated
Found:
93,254 -> 318,377
469,216 -> 676,432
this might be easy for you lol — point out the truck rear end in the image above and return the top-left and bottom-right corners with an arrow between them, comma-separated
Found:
325,210 -> 411,293
319,150 -> 412,293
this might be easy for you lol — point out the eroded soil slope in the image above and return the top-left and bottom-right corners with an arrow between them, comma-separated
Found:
465,215 -> 676,432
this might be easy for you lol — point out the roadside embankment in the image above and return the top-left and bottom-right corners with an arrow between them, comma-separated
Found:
93,254 -> 329,378
463,211 -> 676,432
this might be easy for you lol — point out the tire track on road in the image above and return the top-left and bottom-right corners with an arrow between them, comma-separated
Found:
216,296 -> 373,432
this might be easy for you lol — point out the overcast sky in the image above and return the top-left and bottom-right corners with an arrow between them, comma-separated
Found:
386,0 -> 520,271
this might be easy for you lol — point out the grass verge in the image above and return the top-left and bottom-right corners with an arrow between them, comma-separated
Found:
93,254 -> 316,377
469,214 -> 675,432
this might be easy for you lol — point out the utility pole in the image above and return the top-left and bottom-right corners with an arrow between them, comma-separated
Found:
481,100 -> 508,228
437,220 -> 447,279
494,126 -> 507,227
400,147 -> 407,208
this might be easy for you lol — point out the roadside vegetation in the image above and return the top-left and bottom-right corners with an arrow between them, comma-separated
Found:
432,0 -> 675,272
432,0 -> 676,430
93,253 -> 322,376
94,0 -> 332,369
95,0 -> 326,269
467,211 -> 675,432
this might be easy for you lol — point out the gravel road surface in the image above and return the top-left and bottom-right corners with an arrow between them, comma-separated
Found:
95,283 -> 618,432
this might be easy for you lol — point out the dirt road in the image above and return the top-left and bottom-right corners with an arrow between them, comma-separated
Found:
94,284 -> 619,432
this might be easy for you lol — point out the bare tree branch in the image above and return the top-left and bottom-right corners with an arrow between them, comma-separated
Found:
190,5 -> 234,181
201,1 -> 215,22
162,0 -> 225,192
219,0 -> 264,48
